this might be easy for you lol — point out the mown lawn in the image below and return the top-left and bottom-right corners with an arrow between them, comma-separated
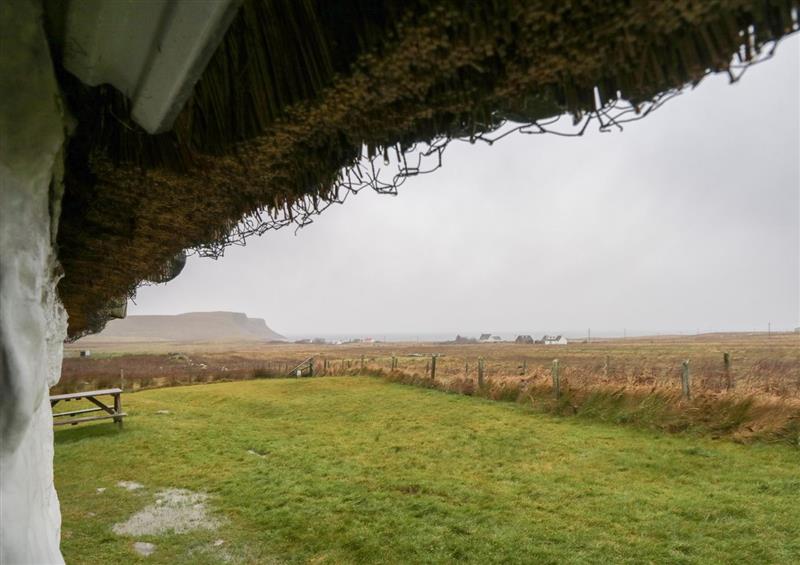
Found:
54,377 -> 800,564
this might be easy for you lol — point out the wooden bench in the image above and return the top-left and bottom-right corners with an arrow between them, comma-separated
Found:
50,388 -> 126,427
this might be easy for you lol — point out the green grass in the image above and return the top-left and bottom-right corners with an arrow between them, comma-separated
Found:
55,377 -> 800,564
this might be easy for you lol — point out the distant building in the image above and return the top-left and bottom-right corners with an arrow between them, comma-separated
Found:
79,350 -> 91,357
479,333 -> 492,341
515,335 -> 534,344
537,335 -> 568,345
453,335 -> 478,344
490,335 -> 503,342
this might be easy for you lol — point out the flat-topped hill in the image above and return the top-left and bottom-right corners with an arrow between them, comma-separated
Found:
75,312 -> 284,343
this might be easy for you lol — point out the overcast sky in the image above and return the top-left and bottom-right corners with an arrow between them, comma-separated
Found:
130,35 -> 799,338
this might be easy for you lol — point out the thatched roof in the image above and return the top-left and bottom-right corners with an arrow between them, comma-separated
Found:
50,0 -> 798,338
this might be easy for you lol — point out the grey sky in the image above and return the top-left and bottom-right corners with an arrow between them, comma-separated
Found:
129,36 -> 799,337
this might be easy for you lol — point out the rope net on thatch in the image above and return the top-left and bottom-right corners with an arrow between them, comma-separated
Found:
53,0 -> 799,338
194,87 -> 687,257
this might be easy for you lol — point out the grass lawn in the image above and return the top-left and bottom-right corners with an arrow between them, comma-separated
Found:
54,377 -> 800,564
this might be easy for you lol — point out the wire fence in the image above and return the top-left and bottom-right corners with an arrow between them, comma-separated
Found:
57,338 -> 800,400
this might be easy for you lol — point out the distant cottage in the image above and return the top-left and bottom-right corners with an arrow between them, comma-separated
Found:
453,335 -> 478,344
479,333 -> 492,341
515,335 -> 534,344
537,335 -> 568,345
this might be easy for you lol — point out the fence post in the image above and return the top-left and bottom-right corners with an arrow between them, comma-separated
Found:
521,360 -> 527,375
391,354 -> 397,371
552,359 -> 560,399
723,352 -> 732,390
478,357 -> 485,388
309,357 -> 314,378
431,354 -> 437,380
681,360 -> 691,399
425,360 -> 430,377
360,355 -> 365,372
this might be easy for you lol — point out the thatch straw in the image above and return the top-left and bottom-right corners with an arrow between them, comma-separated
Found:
53,0 -> 798,337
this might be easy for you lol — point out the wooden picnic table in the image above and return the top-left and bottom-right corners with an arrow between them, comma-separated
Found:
50,388 -> 126,427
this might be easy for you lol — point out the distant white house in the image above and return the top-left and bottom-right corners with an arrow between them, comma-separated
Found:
538,335 -> 568,345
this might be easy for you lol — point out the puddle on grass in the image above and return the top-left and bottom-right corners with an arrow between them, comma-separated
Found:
133,541 -> 156,557
112,488 -> 219,536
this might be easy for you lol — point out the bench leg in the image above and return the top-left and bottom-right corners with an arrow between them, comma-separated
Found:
113,394 -> 123,428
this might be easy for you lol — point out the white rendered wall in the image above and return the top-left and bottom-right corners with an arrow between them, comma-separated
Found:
0,0 -> 68,562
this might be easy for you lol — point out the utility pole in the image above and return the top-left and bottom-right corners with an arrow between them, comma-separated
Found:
768,322 -> 771,337
587,328 -> 591,343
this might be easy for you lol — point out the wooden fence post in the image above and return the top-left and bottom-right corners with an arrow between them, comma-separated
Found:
309,357 -> 314,378
391,354 -> 397,371
425,360 -> 430,377
360,355 -> 365,372
552,359 -> 560,399
478,357 -> 485,388
723,352 -> 732,390
681,360 -> 691,399
431,354 -> 437,380
521,360 -> 527,375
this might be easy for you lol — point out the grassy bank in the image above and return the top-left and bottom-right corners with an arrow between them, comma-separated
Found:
382,370 -> 800,445
55,377 -> 800,564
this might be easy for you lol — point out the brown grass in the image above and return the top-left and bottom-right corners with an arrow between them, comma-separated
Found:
60,332 -> 800,443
